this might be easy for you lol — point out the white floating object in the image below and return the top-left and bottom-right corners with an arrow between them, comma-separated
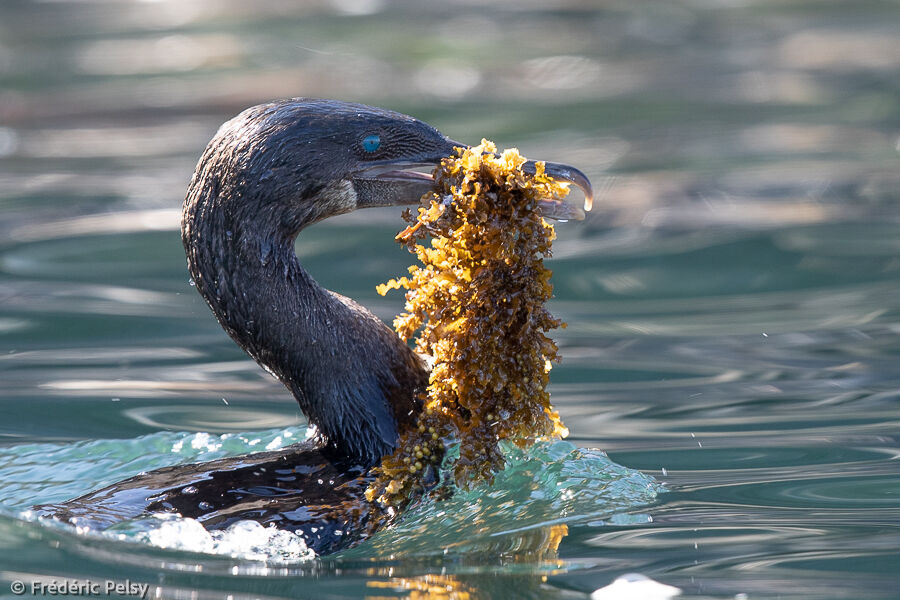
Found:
591,573 -> 682,600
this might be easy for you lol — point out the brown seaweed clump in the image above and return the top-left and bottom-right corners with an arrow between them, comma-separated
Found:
366,140 -> 571,508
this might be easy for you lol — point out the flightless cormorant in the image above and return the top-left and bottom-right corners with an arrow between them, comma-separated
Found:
37,99 -> 593,555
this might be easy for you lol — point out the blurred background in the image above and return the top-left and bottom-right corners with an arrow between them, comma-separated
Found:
1,1 -> 899,599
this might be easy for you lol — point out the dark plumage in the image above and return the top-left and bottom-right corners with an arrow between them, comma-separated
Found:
35,99 -> 593,555
181,99 -> 457,464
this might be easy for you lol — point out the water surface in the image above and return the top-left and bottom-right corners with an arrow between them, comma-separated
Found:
1,1 -> 899,598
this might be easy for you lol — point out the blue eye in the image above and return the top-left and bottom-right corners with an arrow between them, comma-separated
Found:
362,134 -> 381,153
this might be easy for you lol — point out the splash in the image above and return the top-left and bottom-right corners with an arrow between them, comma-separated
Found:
109,516 -> 316,562
0,428 -> 659,564
350,440 -> 661,561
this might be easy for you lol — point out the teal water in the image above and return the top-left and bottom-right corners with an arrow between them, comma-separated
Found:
1,1 -> 900,598
0,429 -> 658,569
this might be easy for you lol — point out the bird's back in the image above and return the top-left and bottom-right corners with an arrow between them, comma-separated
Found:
34,440 -> 376,555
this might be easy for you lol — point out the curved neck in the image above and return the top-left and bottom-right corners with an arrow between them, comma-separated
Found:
182,187 -> 425,464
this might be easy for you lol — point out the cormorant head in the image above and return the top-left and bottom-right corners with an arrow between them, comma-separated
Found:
197,98 -> 592,239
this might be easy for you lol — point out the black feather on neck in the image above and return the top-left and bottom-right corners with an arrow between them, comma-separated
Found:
182,101 -> 426,464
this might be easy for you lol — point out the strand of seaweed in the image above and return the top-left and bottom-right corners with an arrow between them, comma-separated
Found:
367,140 -> 572,509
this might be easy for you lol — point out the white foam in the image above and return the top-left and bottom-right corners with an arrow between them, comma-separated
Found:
131,515 -> 316,563
591,573 -> 681,600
